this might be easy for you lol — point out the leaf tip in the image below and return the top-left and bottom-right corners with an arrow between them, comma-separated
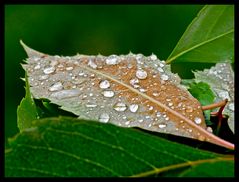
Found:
20,40 -> 45,58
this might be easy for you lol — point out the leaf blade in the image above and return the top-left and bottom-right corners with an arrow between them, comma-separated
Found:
166,5 -> 234,64
5,117 -> 234,177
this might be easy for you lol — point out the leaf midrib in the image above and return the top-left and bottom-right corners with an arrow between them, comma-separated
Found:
130,157 -> 234,177
166,29 -> 234,63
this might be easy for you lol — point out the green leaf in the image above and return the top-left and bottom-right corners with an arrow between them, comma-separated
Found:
17,74 -> 38,131
188,82 -> 215,107
5,117 -> 234,177
166,5 -> 234,64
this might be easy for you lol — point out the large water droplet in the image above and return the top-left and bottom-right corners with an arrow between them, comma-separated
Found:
102,90 -> 115,97
50,89 -> 81,99
106,55 -> 119,65
194,117 -> 202,125
113,103 -> 127,112
48,82 -> 63,92
136,69 -> 148,79
99,113 -> 110,123
129,104 -> 139,113
43,66 -> 55,74
161,74 -> 169,81
99,80 -> 110,89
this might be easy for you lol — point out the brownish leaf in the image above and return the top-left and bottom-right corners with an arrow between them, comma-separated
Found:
20,41 -> 234,150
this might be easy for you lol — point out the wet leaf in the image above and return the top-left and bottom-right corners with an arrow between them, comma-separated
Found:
166,5 -> 234,64
194,63 -> 234,133
17,74 -> 38,131
20,41 -> 234,149
5,117 -> 234,177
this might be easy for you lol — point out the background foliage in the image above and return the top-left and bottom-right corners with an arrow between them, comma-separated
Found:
5,5 -> 204,140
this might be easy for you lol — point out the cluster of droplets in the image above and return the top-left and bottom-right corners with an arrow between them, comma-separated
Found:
24,50 -> 206,140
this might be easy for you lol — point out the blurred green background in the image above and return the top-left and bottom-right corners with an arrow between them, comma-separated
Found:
5,5 -> 204,140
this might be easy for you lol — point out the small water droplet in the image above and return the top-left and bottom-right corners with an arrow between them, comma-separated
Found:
39,75 -> 49,80
156,112 -> 161,117
194,117 -> 202,124
157,67 -> 164,72
48,82 -> 63,91
148,106 -> 153,110
66,66 -> 73,71
99,113 -> 110,123
99,80 -> 110,89
113,103 -> 127,112
130,78 -> 139,85
161,74 -> 169,81
136,69 -> 148,79
106,55 -> 119,65
138,119 -> 143,123
168,102 -> 173,107
88,59 -> 97,69
159,62 -> 164,67
152,92 -> 160,97
158,124 -> 167,128
139,88 -> 147,92
86,103 -> 97,108
125,121 -> 130,125
150,54 -> 157,61
129,104 -> 139,113
102,90 -> 115,97
34,64 -> 41,70
206,127 -> 213,133
185,106 -> 193,113
43,66 -> 55,74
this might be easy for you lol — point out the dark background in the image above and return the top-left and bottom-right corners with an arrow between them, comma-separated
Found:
5,5 -> 204,140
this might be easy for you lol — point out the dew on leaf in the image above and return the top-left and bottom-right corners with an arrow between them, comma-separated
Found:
48,82 -> 63,92
102,90 -> 115,98
106,55 -> 119,65
113,103 -> 127,112
194,117 -> 202,125
43,66 -> 55,74
136,69 -> 148,80
161,74 -> 169,81
99,113 -> 110,123
129,104 -> 139,113
99,80 -> 110,89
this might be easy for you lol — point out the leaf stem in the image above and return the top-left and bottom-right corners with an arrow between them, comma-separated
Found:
202,99 -> 228,111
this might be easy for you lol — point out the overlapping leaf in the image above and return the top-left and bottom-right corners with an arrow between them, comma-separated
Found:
194,63 -> 234,133
5,117 -> 234,177
20,41 -> 233,149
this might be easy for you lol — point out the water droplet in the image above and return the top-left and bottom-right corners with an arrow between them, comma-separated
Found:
129,104 -> 139,113
48,82 -> 63,91
113,103 -> 127,112
102,90 -> 115,97
43,66 -> 55,74
88,59 -> 97,69
156,112 -> 161,117
50,89 -> 81,99
99,80 -> 110,89
39,75 -> 49,80
206,127 -> 213,133
99,113 -> 110,123
86,103 -> 97,108
152,92 -> 160,97
185,106 -> 193,113
148,106 -> 153,110
136,69 -> 148,79
194,117 -> 202,124
139,88 -> 146,92
34,64 -> 41,70
150,54 -> 157,61
158,124 -> 167,128
161,74 -> 169,81
159,62 -> 164,67
125,121 -> 130,125
130,78 -> 139,85
157,67 -> 164,72
168,102 -> 173,107
138,119 -> 143,123
66,66 -> 73,71
106,55 -> 119,65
